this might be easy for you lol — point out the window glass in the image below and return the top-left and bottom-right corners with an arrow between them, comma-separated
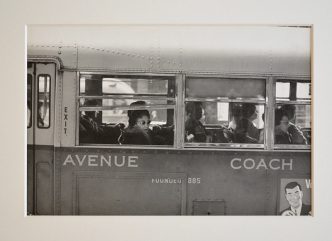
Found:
27,74 -> 32,128
80,98 -> 174,107
80,75 -> 172,96
276,82 -> 290,99
297,82 -> 311,99
186,78 -> 265,99
78,74 -> 175,146
185,101 -> 265,144
276,80 -> 311,100
275,104 -> 311,145
37,75 -> 50,128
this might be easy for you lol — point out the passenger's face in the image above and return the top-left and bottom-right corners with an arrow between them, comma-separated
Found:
285,186 -> 303,209
280,116 -> 289,132
200,109 -> 206,123
251,108 -> 258,120
135,115 -> 150,131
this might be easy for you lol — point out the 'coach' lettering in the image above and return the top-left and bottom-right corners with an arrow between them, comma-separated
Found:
230,158 -> 241,169
243,158 -> 255,169
256,159 -> 268,170
282,159 -> 293,171
230,157 -> 293,171
269,159 -> 280,170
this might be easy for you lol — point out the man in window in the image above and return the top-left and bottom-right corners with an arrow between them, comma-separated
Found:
280,182 -> 311,216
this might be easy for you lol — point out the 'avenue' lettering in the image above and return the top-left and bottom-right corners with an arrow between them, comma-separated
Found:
63,154 -> 139,168
230,158 -> 293,171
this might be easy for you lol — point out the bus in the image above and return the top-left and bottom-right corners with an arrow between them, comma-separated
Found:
27,25 -> 312,215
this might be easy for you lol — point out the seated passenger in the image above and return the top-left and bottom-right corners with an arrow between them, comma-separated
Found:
275,106 -> 307,145
233,118 -> 259,143
152,124 -> 174,145
119,101 -> 174,145
233,103 -> 262,143
79,111 -> 103,143
119,102 -> 153,145
275,109 -> 292,144
99,123 -> 125,144
185,102 -> 207,143
280,105 -> 307,144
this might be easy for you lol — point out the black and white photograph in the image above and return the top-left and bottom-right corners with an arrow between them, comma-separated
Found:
27,25 -> 311,216
2,1 -> 332,240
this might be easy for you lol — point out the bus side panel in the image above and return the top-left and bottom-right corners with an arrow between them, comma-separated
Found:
55,148 -> 310,215
35,145 -> 54,215
55,148 -> 186,215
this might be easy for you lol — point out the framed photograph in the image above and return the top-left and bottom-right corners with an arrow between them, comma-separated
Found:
2,1 -> 332,241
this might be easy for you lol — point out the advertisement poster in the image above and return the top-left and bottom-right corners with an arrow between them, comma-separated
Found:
279,178 -> 312,216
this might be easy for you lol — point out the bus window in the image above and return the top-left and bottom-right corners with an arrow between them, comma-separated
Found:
37,75 -> 50,128
185,78 -> 266,147
78,74 -> 175,146
275,80 -> 311,147
27,74 -> 32,128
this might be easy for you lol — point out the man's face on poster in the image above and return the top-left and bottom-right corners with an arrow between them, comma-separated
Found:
285,185 -> 303,209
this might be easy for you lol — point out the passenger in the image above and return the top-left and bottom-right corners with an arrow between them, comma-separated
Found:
275,109 -> 292,144
152,124 -> 174,145
185,102 -> 207,142
79,99 -> 103,143
79,98 -> 124,144
233,103 -> 262,143
275,106 -> 307,145
228,103 -> 242,130
79,111 -> 103,143
280,105 -> 307,144
118,101 -> 153,145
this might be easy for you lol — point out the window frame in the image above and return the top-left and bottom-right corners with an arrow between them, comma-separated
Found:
183,75 -> 269,149
74,72 -> 311,151
76,72 -> 178,148
27,74 -> 33,128
273,77 -> 311,150
37,74 -> 51,129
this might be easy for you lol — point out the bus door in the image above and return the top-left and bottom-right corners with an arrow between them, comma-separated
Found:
27,62 -> 56,215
